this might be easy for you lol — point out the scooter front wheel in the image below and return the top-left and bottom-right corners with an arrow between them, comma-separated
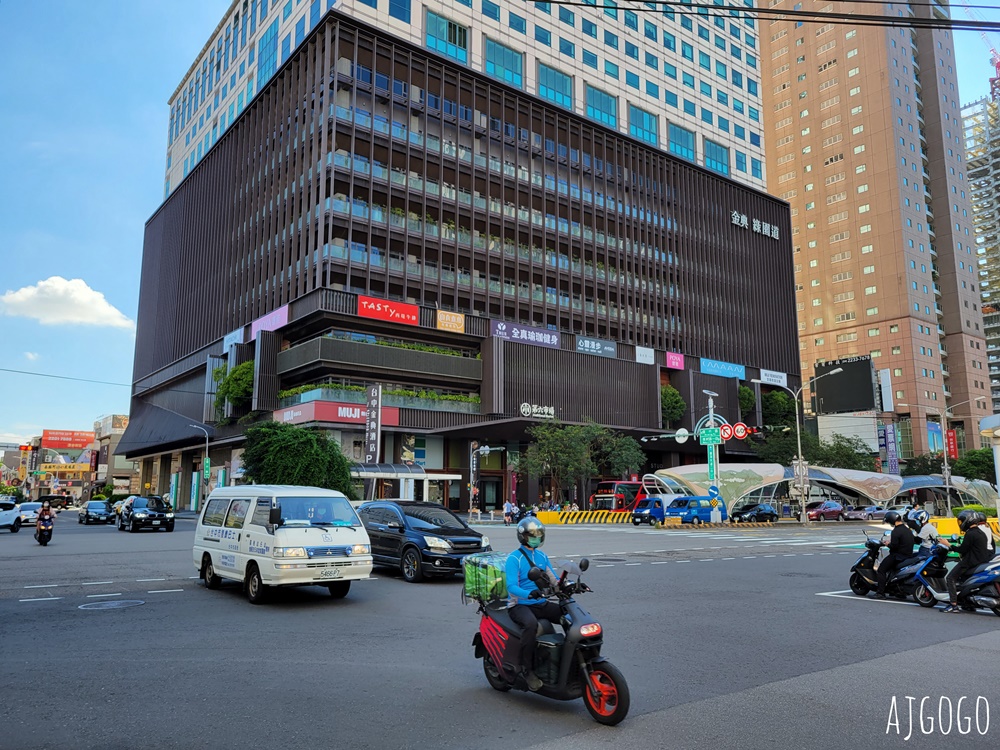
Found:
849,572 -> 870,596
482,654 -> 511,692
913,584 -> 937,608
583,661 -> 630,726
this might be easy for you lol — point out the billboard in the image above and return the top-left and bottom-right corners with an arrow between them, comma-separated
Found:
358,296 -> 419,326
490,320 -> 560,348
250,304 -> 289,340
700,357 -> 746,380
817,412 -> 879,453
41,430 -> 95,450
576,336 -> 617,358
813,356 -> 877,414
435,310 -> 465,333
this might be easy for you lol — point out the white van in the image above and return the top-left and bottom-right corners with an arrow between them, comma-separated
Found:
193,485 -> 373,604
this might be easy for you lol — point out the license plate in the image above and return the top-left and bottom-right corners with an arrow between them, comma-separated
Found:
152,521 -> 161,526
98,516 -> 106,520
318,568 -> 342,579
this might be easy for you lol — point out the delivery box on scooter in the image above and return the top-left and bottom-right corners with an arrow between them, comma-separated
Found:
463,552 -> 508,602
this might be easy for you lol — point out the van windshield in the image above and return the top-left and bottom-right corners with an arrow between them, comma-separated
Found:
279,496 -> 361,526
668,498 -> 690,509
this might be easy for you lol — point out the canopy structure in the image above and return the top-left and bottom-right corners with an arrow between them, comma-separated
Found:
350,463 -> 428,479
349,463 -> 462,503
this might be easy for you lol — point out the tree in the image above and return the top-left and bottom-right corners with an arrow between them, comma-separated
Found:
812,434 -> 877,472
587,425 -> 646,479
660,385 -> 686,427
901,452 -> 944,477
738,385 -> 757,422
952,448 -> 996,485
519,420 -> 595,502
761,390 -> 797,428
241,422 -> 357,500
215,361 -> 255,418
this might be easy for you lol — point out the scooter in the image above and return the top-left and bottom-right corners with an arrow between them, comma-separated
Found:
471,558 -> 630,725
35,518 -> 53,546
849,531 -> 922,599
912,543 -> 1000,616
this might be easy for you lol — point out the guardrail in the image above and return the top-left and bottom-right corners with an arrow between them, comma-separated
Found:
535,510 -> 634,525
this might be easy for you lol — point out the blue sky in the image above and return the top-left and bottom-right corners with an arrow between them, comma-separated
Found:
0,1 -> 998,445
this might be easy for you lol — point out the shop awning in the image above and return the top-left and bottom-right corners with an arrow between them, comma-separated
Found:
350,463 -> 427,479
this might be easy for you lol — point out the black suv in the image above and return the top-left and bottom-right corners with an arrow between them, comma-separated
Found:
78,500 -> 115,525
37,494 -> 72,510
118,496 -> 175,532
357,501 -> 490,582
730,502 -> 779,523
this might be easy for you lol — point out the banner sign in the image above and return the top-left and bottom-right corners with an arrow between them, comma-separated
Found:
223,328 -> 245,350
41,431 -> 94,450
358,296 -> 419,326
436,310 -> 465,333
364,384 -> 383,463
576,336 -> 617,358
665,351 -> 685,370
272,400 -> 400,427
470,440 -> 480,502
250,304 -> 289,340
946,429 -> 959,461
927,421 -> 944,453
490,320 -> 560,348
700,357 -> 746,380
759,369 -> 788,388
40,463 -> 90,473
879,369 -> 894,412
635,346 -> 655,365
885,423 -> 899,474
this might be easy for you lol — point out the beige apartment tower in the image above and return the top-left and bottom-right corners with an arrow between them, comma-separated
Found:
762,0 -> 989,459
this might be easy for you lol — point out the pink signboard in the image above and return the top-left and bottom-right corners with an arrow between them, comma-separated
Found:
665,351 -> 685,370
250,304 -> 289,340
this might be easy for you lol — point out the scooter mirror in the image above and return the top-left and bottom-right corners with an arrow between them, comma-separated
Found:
579,558 -> 590,572
527,567 -> 544,582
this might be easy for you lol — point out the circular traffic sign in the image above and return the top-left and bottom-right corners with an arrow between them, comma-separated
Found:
674,428 -> 690,444
733,422 -> 749,439
720,424 -> 734,441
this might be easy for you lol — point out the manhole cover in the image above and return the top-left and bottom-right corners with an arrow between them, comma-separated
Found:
78,600 -> 145,610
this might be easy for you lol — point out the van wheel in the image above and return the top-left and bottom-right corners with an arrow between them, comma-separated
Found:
327,581 -> 351,599
691,518 -> 701,526
246,563 -> 268,604
401,548 -> 424,583
202,556 -> 221,589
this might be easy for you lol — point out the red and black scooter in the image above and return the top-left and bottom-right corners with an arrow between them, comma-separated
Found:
471,559 -> 630,725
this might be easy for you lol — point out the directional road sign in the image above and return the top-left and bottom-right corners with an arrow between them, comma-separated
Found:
699,427 -> 722,446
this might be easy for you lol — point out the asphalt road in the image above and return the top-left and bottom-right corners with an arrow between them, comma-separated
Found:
2,517 -> 999,750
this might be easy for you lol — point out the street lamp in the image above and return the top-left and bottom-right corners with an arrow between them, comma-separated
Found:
188,424 -> 210,512
752,368 -> 843,523
898,398 -> 987,513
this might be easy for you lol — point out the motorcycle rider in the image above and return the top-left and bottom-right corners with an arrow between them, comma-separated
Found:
875,510 -> 915,599
505,517 -> 560,692
907,510 -> 949,559
942,510 -> 995,613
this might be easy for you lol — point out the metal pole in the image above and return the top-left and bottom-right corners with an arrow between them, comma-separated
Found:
795,385 -> 808,523
707,394 -> 717,483
188,424 -> 209,512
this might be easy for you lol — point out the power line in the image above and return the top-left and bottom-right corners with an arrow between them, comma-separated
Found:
0,368 -> 131,389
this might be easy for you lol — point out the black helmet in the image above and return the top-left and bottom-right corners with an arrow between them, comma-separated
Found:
906,510 -> 929,532
958,510 -> 981,532
516,516 -> 546,549
884,510 -> 901,526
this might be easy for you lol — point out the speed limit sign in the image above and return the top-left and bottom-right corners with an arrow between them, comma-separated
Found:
719,424 -> 734,441
733,422 -> 749,439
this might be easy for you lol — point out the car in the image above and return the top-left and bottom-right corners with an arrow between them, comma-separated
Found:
731,502 -> 778,523
18,502 -> 42,528
118,496 -> 175,532
78,500 -> 115,525
357,501 -> 491,582
887,504 -> 914,516
36,494 -> 73,510
590,481 -> 648,512
844,505 -> 887,521
0,498 -> 22,533
805,500 -> 846,522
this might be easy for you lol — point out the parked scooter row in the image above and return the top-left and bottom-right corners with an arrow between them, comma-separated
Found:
849,510 -> 1000,616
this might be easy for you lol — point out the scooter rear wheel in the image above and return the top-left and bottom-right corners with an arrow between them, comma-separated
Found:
482,654 -> 511,692
583,661 -> 630,726
913,585 -> 937,608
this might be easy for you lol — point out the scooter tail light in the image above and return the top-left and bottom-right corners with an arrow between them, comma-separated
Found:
580,623 -> 602,637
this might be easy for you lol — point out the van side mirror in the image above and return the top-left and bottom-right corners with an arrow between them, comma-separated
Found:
579,558 -> 590,572
269,507 -> 282,526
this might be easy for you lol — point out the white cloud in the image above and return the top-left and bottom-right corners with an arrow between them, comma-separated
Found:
23,352 -> 39,361
0,277 -> 134,330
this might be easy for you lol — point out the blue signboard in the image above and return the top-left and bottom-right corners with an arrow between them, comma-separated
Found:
576,336 -> 617,358
700,357 -> 746,380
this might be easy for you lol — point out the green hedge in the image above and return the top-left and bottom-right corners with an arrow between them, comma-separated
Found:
951,504 -> 998,518
278,382 -> 480,403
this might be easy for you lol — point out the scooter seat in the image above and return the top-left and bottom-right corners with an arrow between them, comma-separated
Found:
966,560 -> 998,577
485,600 -> 556,637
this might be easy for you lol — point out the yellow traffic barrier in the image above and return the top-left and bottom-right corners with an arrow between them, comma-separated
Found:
929,517 -> 1000,537
534,510 -> 634,525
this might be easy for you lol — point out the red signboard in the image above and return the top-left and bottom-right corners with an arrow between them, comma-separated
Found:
946,429 -> 959,461
41,430 -> 95,450
273,401 -> 400,427
358,296 -> 419,326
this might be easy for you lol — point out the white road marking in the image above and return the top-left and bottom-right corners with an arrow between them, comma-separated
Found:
147,589 -> 184,594
596,564 -> 614,568
82,581 -> 114,586
624,563 -> 642,566
783,554 -> 796,557
653,549 -> 667,553
19,597 -> 61,602
23,584 -> 62,589
721,557 -> 736,560
764,555 -> 776,558
87,593 -> 121,598
816,590 -> 919,607
742,556 -> 757,559
699,559 -> 714,562
136,578 -> 166,582
676,560 -> 691,564
650,561 -> 669,565
802,553 -> 814,556
188,576 -> 200,579
633,551 -> 646,554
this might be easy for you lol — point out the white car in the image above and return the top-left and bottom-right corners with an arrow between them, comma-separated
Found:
0,497 -> 23,533
17,502 -> 42,528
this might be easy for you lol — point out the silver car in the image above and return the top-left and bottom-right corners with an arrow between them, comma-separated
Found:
18,502 -> 42,526
844,505 -> 887,521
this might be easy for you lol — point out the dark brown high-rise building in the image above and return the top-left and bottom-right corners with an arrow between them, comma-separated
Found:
123,9 -> 800,512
